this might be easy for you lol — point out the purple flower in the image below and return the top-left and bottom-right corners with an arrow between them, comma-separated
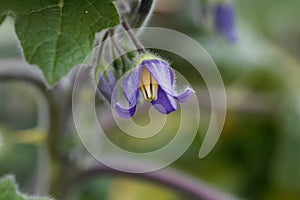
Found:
98,70 -> 117,102
214,3 -> 237,42
115,55 -> 194,118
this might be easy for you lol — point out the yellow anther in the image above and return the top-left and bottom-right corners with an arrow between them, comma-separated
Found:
140,67 -> 158,101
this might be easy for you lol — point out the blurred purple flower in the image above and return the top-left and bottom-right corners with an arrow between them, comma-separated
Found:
115,58 -> 194,118
98,70 -> 117,102
214,3 -> 237,42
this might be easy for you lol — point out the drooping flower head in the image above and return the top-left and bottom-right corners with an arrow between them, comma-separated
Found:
115,53 -> 194,118
214,2 -> 237,42
98,70 -> 117,102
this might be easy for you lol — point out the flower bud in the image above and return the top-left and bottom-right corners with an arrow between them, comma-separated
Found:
214,2 -> 237,42
98,70 -> 117,102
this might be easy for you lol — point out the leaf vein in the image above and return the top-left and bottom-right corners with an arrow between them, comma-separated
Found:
52,0 -> 64,77
24,4 -> 58,15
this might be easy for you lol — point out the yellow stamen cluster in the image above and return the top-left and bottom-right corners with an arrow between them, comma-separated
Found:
139,67 -> 158,101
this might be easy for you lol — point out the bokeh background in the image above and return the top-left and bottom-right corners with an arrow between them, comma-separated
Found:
1,0 -> 300,199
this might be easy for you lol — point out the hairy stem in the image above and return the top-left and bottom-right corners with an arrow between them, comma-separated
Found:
94,30 -> 110,67
122,19 -> 146,54
0,70 -> 51,195
0,66 -> 78,198
47,69 -> 79,198
0,69 -> 65,197
109,28 -> 131,73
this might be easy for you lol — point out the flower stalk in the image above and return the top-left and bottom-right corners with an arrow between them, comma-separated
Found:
122,19 -> 146,54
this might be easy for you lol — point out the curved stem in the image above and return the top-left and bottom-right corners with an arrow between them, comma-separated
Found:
122,19 -> 146,54
0,71 -> 51,195
63,165 -> 236,200
0,72 -> 56,159
0,68 -> 75,198
0,70 -> 62,196
109,28 -> 131,73
0,71 -> 49,97
91,30 -> 110,69
96,30 -> 110,65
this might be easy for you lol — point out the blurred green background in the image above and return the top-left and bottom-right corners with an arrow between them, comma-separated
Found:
1,0 -> 300,199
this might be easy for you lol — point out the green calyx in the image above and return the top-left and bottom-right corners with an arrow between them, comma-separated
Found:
135,53 -> 167,67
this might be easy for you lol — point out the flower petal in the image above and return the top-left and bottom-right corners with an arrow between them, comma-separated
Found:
122,67 -> 142,106
115,103 -> 137,118
151,86 -> 177,114
98,70 -> 117,102
114,67 -> 142,118
174,87 -> 194,103
143,59 -> 195,102
143,60 -> 175,95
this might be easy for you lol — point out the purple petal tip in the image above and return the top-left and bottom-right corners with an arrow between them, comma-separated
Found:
115,103 -> 136,118
176,87 -> 195,103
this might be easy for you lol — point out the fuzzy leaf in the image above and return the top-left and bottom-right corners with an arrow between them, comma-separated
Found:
0,175 -> 54,200
0,0 -> 120,85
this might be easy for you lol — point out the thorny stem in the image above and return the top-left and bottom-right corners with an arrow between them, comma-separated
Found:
122,19 -> 146,54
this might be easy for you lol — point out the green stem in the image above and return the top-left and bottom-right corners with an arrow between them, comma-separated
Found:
47,70 -> 78,198
0,70 -> 69,198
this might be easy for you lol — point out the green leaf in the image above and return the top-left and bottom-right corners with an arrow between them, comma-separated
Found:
0,175 -> 54,200
0,14 -> 5,24
0,0 -> 120,85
